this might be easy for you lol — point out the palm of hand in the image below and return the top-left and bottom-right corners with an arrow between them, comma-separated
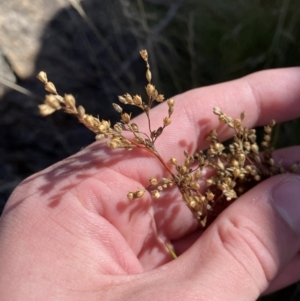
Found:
2,121 -> 199,297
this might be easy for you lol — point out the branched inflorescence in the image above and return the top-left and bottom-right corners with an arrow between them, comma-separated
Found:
37,50 -> 297,227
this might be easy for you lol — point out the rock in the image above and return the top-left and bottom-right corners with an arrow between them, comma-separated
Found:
0,0 -> 68,79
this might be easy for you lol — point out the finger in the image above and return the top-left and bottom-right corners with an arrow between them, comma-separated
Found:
177,173 -> 300,299
132,67 -> 300,162
99,67 -> 300,195
119,173 -> 300,300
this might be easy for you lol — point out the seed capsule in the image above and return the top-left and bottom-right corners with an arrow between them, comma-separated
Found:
37,71 -> 48,83
127,192 -> 134,200
45,82 -> 57,94
64,94 -> 76,108
121,113 -> 131,124
135,190 -> 145,198
163,117 -> 171,126
149,178 -> 158,185
113,103 -> 123,113
146,70 -> 152,82
151,190 -> 160,198
170,157 -> 177,165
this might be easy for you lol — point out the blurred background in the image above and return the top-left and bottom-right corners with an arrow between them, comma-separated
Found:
1,1 -> 300,299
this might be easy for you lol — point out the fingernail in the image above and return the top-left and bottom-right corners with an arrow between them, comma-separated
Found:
272,177 -> 300,234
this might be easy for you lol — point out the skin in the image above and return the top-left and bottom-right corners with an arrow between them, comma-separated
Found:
1,68 -> 300,300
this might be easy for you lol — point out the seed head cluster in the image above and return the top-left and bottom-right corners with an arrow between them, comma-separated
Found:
37,50 -> 297,228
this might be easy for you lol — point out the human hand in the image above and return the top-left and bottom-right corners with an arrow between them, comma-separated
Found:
1,68 -> 300,301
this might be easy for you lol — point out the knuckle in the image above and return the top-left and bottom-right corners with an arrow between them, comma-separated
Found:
215,216 -> 278,286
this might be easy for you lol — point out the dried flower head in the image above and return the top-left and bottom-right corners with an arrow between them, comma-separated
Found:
37,50 -> 299,229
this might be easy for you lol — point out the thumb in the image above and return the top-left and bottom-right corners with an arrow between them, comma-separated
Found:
123,174 -> 300,301
176,174 -> 300,300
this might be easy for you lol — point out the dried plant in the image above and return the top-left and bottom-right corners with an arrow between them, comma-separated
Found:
37,50 -> 298,228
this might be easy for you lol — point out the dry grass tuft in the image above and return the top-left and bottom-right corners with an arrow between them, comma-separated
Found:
37,50 -> 298,227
